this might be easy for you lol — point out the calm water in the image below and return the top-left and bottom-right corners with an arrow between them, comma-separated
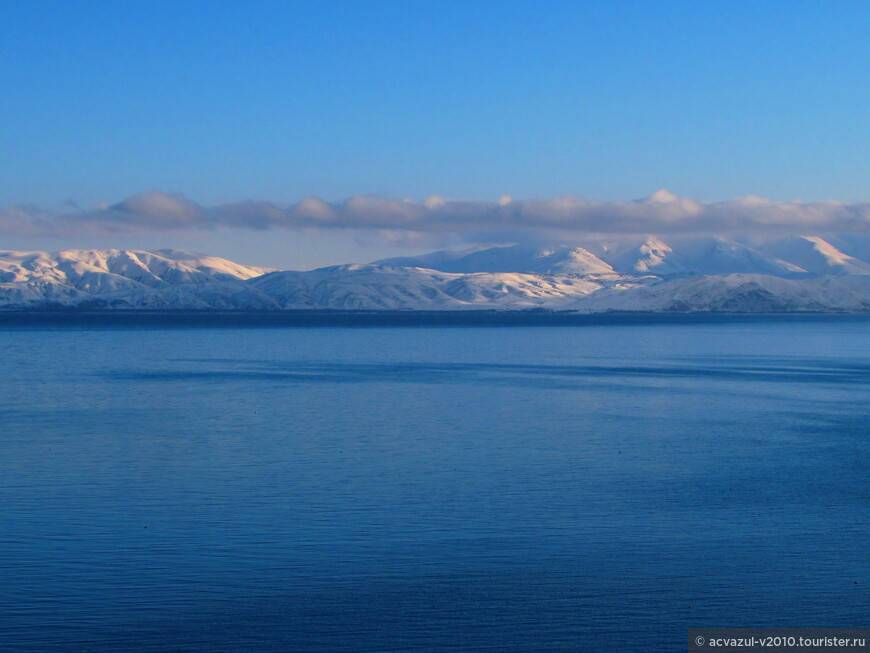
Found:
1,318 -> 868,651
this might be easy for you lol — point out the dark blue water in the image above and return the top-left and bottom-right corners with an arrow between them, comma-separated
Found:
1,319 -> 868,651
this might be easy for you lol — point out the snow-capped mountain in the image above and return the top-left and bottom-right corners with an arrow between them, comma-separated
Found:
248,264 -> 601,310
376,243 -> 618,277
758,236 -> 870,276
2,236 -> 870,312
579,273 -> 870,313
386,237 -> 811,279
0,249 -> 274,309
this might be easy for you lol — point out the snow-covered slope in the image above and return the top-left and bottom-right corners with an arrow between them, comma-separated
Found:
2,239 -> 870,312
588,237 -> 680,275
758,236 -> 870,276
249,264 -> 603,310
0,249 -> 274,309
397,237 -> 811,279
377,243 -> 617,277
577,273 -> 870,313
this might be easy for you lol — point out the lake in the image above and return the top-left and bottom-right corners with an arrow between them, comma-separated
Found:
1,315 -> 868,651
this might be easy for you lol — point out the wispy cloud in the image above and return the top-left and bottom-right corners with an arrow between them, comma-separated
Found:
3,189 -> 870,240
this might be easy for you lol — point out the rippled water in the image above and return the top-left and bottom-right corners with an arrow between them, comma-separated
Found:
1,318 -> 868,651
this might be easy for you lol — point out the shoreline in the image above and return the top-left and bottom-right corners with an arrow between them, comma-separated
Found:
1,309 -> 869,328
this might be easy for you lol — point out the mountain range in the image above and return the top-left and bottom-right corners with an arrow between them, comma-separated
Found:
3,235 -> 870,312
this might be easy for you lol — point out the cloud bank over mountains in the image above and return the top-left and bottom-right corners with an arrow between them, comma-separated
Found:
3,189 -> 870,241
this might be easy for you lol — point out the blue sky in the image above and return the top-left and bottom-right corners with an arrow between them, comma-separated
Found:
2,1 -> 868,268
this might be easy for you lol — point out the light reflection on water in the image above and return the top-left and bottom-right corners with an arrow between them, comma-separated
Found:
1,320 -> 868,651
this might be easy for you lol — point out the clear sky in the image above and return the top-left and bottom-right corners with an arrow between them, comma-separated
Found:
1,0 -> 868,268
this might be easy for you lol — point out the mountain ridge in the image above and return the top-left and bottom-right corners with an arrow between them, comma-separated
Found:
2,235 -> 870,313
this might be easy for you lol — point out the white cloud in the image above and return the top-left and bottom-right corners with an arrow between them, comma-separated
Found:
2,189 -> 870,240
111,190 -> 202,222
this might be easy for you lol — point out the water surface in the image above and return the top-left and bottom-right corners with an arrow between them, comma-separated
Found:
1,318 -> 868,651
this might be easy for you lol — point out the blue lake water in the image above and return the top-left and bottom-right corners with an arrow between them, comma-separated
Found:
1,317 -> 868,651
